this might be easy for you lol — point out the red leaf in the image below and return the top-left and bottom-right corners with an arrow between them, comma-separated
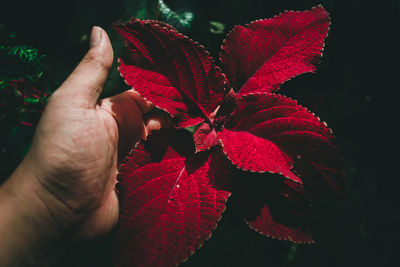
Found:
219,129 -> 301,183
232,170 -> 314,243
247,180 -> 314,243
220,5 -> 330,94
114,129 -> 230,267
114,19 -> 227,127
226,94 -> 333,139
222,93 -> 345,193
193,122 -> 218,152
295,155 -> 347,197
247,179 -> 314,243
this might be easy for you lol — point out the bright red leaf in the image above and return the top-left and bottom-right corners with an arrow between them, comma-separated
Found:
114,19 -> 227,127
193,122 -> 218,152
218,129 -> 301,183
220,5 -> 330,94
114,129 -> 230,267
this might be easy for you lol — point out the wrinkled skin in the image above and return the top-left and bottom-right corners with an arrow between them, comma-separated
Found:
0,27 -> 167,266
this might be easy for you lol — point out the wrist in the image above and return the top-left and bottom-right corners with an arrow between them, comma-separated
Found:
0,161 -> 77,266
4,161 -> 67,231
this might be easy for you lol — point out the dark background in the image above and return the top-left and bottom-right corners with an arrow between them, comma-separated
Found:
1,0 -> 399,266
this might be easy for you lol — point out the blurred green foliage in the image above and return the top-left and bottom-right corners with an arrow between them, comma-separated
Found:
0,29 -> 49,184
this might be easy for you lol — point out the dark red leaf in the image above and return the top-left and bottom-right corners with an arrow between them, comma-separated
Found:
220,5 -> 330,94
114,19 -> 227,127
114,129 -> 230,267
221,93 -> 345,193
295,155 -> 347,197
193,122 -> 218,152
247,178 -> 313,243
247,179 -> 314,243
232,170 -> 314,243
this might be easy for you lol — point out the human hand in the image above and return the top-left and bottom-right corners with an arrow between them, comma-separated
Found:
0,26 -> 167,265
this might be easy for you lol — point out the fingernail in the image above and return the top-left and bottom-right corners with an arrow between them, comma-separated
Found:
90,26 -> 102,48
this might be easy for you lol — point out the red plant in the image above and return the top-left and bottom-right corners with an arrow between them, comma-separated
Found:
113,5 -> 346,267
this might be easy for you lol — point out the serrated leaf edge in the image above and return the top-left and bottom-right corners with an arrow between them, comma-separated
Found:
246,221 -> 315,244
115,19 -> 229,128
219,5 -> 331,94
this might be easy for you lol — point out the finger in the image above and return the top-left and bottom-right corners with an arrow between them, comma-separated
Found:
100,92 -> 146,162
100,90 -> 172,162
100,89 -> 154,145
54,26 -> 114,108
144,110 -> 173,135
117,89 -> 172,134
122,89 -> 154,114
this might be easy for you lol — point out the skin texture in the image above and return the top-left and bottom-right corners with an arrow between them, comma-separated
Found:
0,26 -> 164,266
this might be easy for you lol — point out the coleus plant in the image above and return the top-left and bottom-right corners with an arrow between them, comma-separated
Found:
113,5 -> 346,267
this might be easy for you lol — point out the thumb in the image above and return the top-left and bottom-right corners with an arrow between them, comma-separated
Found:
55,26 -> 114,108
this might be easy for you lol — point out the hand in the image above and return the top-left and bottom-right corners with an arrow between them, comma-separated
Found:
0,26 -> 167,265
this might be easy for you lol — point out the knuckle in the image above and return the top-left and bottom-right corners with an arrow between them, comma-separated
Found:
82,50 -> 112,72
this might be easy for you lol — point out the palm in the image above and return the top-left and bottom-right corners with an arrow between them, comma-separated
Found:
25,89 -> 149,238
0,27 -> 167,266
